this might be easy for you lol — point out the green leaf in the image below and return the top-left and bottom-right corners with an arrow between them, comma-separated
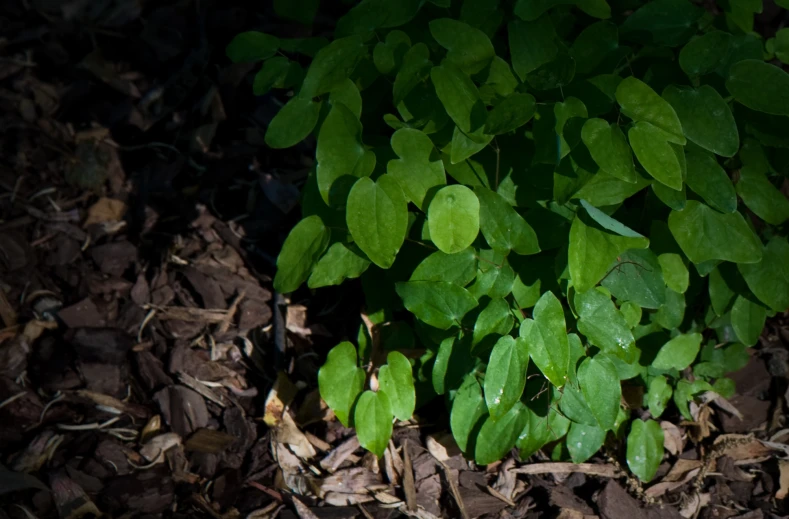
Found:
655,288 -> 686,330
226,32 -> 280,63
265,96 -> 323,149
460,0 -> 504,38
387,129 -> 446,210
668,201 -> 763,264
468,253 -> 516,300
480,57 -> 518,104
309,242 -> 371,288
574,171 -> 651,207
520,291 -> 569,387
508,17 -> 558,81
517,402 -> 571,458
484,336 -> 529,420
432,336 -> 475,395
451,374 -> 488,452
581,119 -> 636,183
619,0 -> 702,47
475,402 -> 528,465
279,37 -> 329,57
646,375 -> 672,418
627,419 -> 664,482
653,333 -> 702,370
709,267 -> 735,316
514,0 -> 611,21
450,126 -> 493,164
274,215 -> 331,293
658,253 -> 689,294
395,280 -> 478,329
653,176 -> 687,211
525,46 -> 576,91
726,59 -> 789,116
628,122 -> 683,190
301,35 -> 366,98
253,57 -> 301,95
431,64 -> 487,135
347,176 -> 407,268
601,249 -> 666,310
273,0 -> 319,25
679,31 -> 732,78
473,298 -> 514,346
568,202 -> 650,293
560,380 -> 598,427
476,188 -> 540,255
730,295 -> 766,346
773,29 -> 789,65
428,185 -> 480,254
736,166 -> 789,226
684,150 -> 737,214
674,379 -> 712,420
662,85 -> 739,158
571,21 -> 619,76
567,422 -> 606,463
484,93 -> 537,135
354,390 -> 394,458
411,248 -> 477,286
578,354 -> 621,431
394,43 -> 432,105
378,351 -> 416,421
318,342 -> 366,426
429,18 -> 495,74
328,79 -> 363,119
576,289 -> 636,361
620,301 -> 642,328
616,77 -> 685,144
316,103 -> 376,206
739,237 -> 789,312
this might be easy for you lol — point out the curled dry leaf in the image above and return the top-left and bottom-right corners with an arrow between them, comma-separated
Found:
777,460 -> 789,500
426,433 -> 461,462
139,432 -> 181,462
660,421 -> 684,456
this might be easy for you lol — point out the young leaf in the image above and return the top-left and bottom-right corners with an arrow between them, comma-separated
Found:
616,77 -> 686,144
668,201 -> 763,264
520,291 -> 569,387
300,35 -> 366,98
652,333 -> 702,371
581,119 -> 636,183
451,374 -> 488,452
684,150 -> 737,214
679,31 -> 731,77
475,402 -> 528,465
226,32 -> 280,62
508,18 -> 558,81
628,121 -> 683,190
476,188 -> 540,255
578,354 -> 621,431
473,298 -> 514,346
484,336 -> 529,420
347,176 -> 407,269
395,280 -> 478,329
308,242 -> 371,288
429,18 -> 495,74
318,342 -> 366,427
739,237 -> 789,313
567,422 -> 606,463
378,351 -> 416,421
730,295 -> 767,346
663,85 -> 739,158
411,248 -> 477,286
658,253 -> 689,294
601,248 -> 666,310
387,128 -> 447,211
620,301 -> 642,329
428,185 -> 480,254
575,289 -> 636,361
735,166 -> 789,225
431,64 -> 487,135
274,215 -> 331,293
726,59 -> 789,116
646,375 -> 672,418
265,96 -> 323,149
484,93 -> 537,135
626,419 -> 664,482
354,390 -> 394,458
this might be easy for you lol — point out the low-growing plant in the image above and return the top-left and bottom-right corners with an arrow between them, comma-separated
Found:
228,0 -> 789,481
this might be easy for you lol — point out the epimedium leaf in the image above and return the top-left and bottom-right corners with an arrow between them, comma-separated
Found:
646,375 -> 672,418
468,257 -> 516,300
739,237 -> 789,313
571,21 -> 619,76
393,43 -> 432,105
431,64 -> 487,135
328,79 -> 363,119
655,287 -> 686,330
730,295 -> 767,346
474,402 -> 529,465
347,175 -> 407,269
736,166 -> 789,226
411,248 -> 477,286
560,380 -> 599,427
316,103 -> 376,206
601,248 -> 666,310
387,128 -> 446,211
226,32 -> 280,63
308,242 -> 370,288
616,77 -> 685,144
517,400 -> 571,458
581,119 -> 636,183
574,171 -> 651,207
473,298 -> 514,346
429,18 -> 495,74
476,188 -> 540,255
450,126 -> 493,164
578,354 -> 621,431
575,288 -> 636,361
662,85 -> 739,158
726,59 -> 789,116
679,31 -> 732,78
459,0 -> 505,38
652,333 -> 702,370
395,280 -> 478,330
484,336 -> 529,420
253,57 -> 300,95
432,336 -> 474,395
265,96 -> 323,149
514,0 -> 611,21
653,179 -> 687,211
274,215 -> 331,293
318,342 -> 366,427
300,35 -> 366,98
273,0 -> 319,25
520,291 -> 569,387
373,30 -> 411,76
525,45 -> 576,91
555,98 -> 588,159
626,419 -> 664,482
508,17 -> 558,81
668,201 -> 763,264
354,390 -> 394,458
628,121 -> 683,190
451,374 -> 488,453
428,185 -> 480,254
684,150 -> 737,214
378,351 -> 416,421
619,0 -> 702,47
484,93 -> 537,135
567,421 -> 606,463
620,301 -> 642,329
709,267 -> 736,316
480,56 -> 518,104
658,253 -> 689,294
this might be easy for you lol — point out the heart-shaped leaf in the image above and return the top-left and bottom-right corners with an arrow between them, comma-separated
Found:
616,77 -> 685,144
265,96 -> 323,149
411,248 -> 477,286
395,280 -> 478,329
663,85 -> 739,157
739,237 -> 789,312
354,390 -> 394,458
567,421 -> 606,463
318,342 -> 366,427
736,166 -> 789,225
508,17 -> 558,81
484,93 -> 537,135
301,35 -> 366,98
578,354 -> 621,431
520,291 -> 569,387
451,374 -> 488,453
581,119 -> 636,183
726,59 -> 789,116
484,336 -> 529,420
730,295 -> 767,346
387,128 -> 447,210
473,298 -> 514,346
428,185 -> 480,254
626,419 -> 664,482
601,248 -> 666,310
431,64 -> 487,135
378,351 -> 416,421
576,289 -> 636,361
628,122 -> 683,190
347,175 -> 408,268
476,188 -> 540,255
309,242 -> 370,288
474,402 -> 528,465
652,333 -> 702,371
679,31 -> 731,77
429,18 -> 495,74
684,150 -> 737,214
274,215 -> 331,293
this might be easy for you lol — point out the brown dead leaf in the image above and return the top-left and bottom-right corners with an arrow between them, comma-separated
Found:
292,496 -> 320,519
263,372 -> 298,427
660,421 -> 684,456
139,432 -> 181,463
274,413 -> 316,460
713,434 -> 775,462
664,459 -> 703,482
777,460 -> 789,500
84,197 -> 127,227
426,433 -> 461,462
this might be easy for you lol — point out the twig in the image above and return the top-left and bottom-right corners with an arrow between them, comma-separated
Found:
512,462 -> 621,478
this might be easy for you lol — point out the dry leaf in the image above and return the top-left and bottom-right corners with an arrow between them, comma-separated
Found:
713,434 -> 775,462
84,197 -> 127,227
139,432 -> 181,462
426,433 -> 461,461
679,492 -> 709,518
274,413 -> 316,460
777,460 -> 789,500
263,372 -> 297,427
292,496 -> 320,519
660,421 -> 684,456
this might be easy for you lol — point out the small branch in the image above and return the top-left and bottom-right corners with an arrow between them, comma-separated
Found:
512,462 -> 621,478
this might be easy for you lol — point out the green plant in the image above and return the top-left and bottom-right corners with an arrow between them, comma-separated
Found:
228,0 -> 789,481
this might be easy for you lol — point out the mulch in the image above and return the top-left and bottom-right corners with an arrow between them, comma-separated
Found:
1,1 -> 789,518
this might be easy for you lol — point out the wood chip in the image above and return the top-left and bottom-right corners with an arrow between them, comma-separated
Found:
403,439 -> 417,512
513,462 -> 621,478
292,496 -> 320,519
320,436 -> 360,473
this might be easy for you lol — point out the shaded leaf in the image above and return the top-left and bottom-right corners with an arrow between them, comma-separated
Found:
265,96 -> 322,149
301,35 -> 366,98
730,295 -> 766,346
473,298 -> 514,346
646,375 -> 672,418
736,166 -> 789,225
309,242 -> 370,288
394,43 -> 433,105
395,280 -> 478,329
679,31 -> 732,77
616,77 -> 685,144
274,215 -> 330,293
508,17 -> 558,81
475,402 -> 528,465
484,336 -> 529,420
411,248 -> 477,286
726,59 -> 789,116
484,93 -> 537,135
684,150 -> 737,214
578,354 -> 621,430
601,248 -> 666,310
567,422 -> 606,463
628,121 -> 683,190
619,0 -> 703,47
739,237 -> 789,312
476,188 -> 540,255
663,85 -> 739,157
431,64 -> 487,135
429,18 -> 495,74
582,119 -> 636,183
451,374 -> 488,452
576,288 -> 636,361
658,253 -> 689,294
520,291 -> 569,387
226,32 -> 280,62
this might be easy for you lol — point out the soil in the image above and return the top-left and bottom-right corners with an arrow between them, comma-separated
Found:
1,1 -> 789,519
